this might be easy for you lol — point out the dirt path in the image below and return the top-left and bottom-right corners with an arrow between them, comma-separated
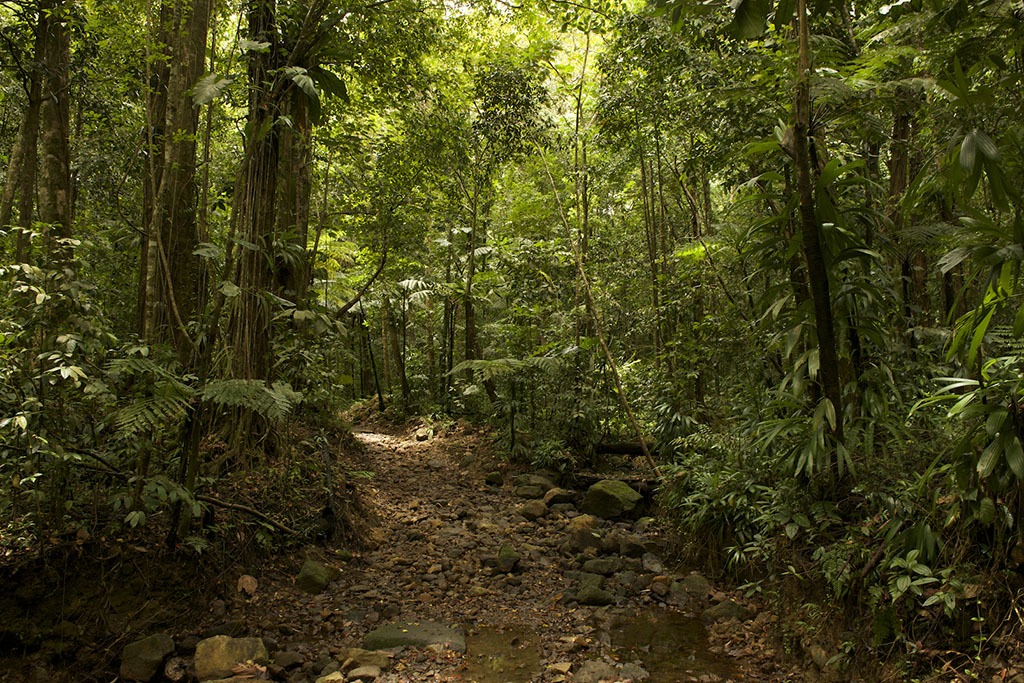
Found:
203,423 -> 795,682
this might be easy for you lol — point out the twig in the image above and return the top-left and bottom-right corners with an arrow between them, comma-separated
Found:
195,494 -> 299,536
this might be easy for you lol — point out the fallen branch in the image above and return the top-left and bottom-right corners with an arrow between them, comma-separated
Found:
195,495 -> 300,536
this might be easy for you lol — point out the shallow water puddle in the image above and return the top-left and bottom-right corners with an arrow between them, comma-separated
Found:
607,608 -> 738,681
461,625 -> 542,683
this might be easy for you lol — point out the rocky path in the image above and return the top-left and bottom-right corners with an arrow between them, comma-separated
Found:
153,424 -> 795,683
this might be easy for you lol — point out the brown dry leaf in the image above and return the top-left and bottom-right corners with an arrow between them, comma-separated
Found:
237,574 -> 259,596
231,661 -> 269,679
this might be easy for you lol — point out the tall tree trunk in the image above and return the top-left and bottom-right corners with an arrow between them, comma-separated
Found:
794,0 -> 845,462
140,0 -> 211,360
37,0 -> 72,261
276,88 -> 313,304
1,62 -> 42,262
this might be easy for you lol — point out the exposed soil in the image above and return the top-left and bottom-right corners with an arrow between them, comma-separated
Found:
0,420 -> 802,682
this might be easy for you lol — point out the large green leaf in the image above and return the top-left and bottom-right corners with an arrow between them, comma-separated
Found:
731,0 -> 771,38
191,73 -> 233,106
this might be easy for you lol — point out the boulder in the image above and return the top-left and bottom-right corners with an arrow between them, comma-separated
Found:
514,484 -> 545,499
703,599 -> 753,622
295,559 -> 340,594
273,651 -> 304,669
363,622 -> 466,653
582,558 -> 621,575
349,664 -> 382,680
680,571 -> 711,597
484,471 -> 504,486
580,480 -> 642,519
513,474 -> 555,492
194,636 -> 269,681
120,633 -> 175,681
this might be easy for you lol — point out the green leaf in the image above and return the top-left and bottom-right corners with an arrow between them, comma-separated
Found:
191,73 -> 233,106
977,496 -> 996,524
967,306 -> 995,366
978,436 -> 1002,477
774,0 -> 795,26
1006,436 -> 1024,479
731,0 -> 770,38
239,39 -> 271,53
895,575 -> 911,594
311,67 -> 348,103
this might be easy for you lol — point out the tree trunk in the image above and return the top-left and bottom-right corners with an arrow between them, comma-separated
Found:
0,63 -> 41,263
141,0 -> 211,360
37,0 -> 72,261
275,88 -> 313,304
794,0 -> 845,463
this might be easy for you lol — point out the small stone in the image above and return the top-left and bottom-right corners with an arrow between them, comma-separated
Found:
415,428 -> 430,441
582,558 -> 621,575
274,651 -> 304,669
543,488 -> 574,506
496,544 -> 521,573
315,673 -> 345,683
518,500 -> 548,521
641,553 -> 665,573
485,471 -> 504,486
681,572 -> 711,597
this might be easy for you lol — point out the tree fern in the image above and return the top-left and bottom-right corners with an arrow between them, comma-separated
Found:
201,380 -> 303,422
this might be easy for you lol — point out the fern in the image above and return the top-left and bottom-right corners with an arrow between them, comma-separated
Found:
201,380 -> 302,421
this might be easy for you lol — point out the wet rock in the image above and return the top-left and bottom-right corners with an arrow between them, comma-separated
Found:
120,633 -> 174,681
518,499 -> 548,521
543,488 -> 574,506
363,622 -> 466,653
620,661 -> 650,681
295,560 -> 340,595
575,659 -> 618,682
496,544 -> 522,573
703,599 -> 753,622
485,471 -> 504,486
194,636 -> 269,681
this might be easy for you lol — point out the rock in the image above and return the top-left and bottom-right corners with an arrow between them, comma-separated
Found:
120,633 -> 175,681
348,664 -> 381,680
274,651 -> 304,669
363,622 -> 466,653
575,659 -> 618,683
296,560 -> 340,595
582,558 -> 621,575
163,656 -> 189,682
703,599 -> 753,622
567,514 -> 601,531
619,661 -> 650,681
485,471 -> 504,486
496,544 -> 521,573
641,553 -> 665,573
514,484 -> 545,499
609,530 -> 646,557
342,648 -> 390,670
518,500 -> 548,521
681,572 -> 711,597
543,488 -> 574,506
415,427 -> 430,441
513,474 -> 556,492
565,528 -> 603,553
576,583 -> 615,606
194,636 -> 269,681
581,480 -> 642,519
176,635 -> 200,655
315,673 -> 345,683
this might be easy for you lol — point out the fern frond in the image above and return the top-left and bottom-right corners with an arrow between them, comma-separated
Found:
201,380 -> 303,421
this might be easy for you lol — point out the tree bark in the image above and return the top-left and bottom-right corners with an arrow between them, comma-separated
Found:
37,0 -> 72,261
794,0 -> 845,460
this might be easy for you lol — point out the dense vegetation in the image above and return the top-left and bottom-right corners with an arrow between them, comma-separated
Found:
1,0 -> 1023,676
